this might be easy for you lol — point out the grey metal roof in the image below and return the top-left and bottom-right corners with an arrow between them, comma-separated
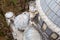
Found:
40,0 -> 60,27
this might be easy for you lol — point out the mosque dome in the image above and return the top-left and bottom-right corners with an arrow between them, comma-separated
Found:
40,0 -> 60,27
36,0 -> 60,35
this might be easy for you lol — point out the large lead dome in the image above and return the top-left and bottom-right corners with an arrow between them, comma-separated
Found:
36,0 -> 60,35
40,0 -> 60,27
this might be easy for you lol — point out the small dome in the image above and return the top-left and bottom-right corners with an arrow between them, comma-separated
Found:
5,12 -> 14,18
14,12 -> 30,30
23,27 -> 42,40
29,1 -> 37,12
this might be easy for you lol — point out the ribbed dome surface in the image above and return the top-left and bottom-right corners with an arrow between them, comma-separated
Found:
40,0 -> 60,27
